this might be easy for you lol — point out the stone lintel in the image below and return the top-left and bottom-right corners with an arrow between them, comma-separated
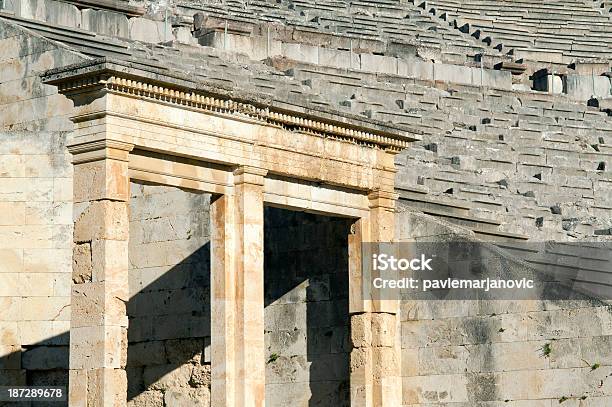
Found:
41,59 -> 421,151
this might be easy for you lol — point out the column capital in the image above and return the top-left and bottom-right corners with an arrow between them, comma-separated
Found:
233,166 -> 268,187
68,139 -> 134,164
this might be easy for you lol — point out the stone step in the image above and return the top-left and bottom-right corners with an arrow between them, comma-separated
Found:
396,186 -> 472,216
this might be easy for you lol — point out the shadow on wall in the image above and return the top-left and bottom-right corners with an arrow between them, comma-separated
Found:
0,190 -> 352,407
126,243 -> 212,406
0,332 -> 70,407
264,207 -> 352,407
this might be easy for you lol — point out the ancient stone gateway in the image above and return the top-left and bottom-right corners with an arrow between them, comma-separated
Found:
42,59 -> 420,406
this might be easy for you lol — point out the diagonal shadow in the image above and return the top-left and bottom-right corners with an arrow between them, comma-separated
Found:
0,190 -> 352,407
264,207 -> 351,407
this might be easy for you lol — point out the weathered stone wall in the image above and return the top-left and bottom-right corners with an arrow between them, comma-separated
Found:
1,0 -> 180,43
0,18 -> 83,394
397,207 -> 612,406
127,182 -> 211,406
264,207 -> 352,406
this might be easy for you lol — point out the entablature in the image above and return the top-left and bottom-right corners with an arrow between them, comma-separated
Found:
42,58 -> 421,153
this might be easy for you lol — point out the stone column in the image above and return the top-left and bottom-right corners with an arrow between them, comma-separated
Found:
211,166 -> 267,407
67,140 -> 133,407
348,189 -> 401,407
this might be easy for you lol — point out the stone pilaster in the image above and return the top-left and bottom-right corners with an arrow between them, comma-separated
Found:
68,139 -> 133,407
211,166 -> 267,407
349,189 -> 401,407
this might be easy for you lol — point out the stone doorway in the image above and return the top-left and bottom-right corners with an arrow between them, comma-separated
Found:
263,207 -> 352,406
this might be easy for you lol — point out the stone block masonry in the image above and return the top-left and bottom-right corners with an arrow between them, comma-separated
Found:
0,18 -> 85,396
263,207 -> 352,407
127,183 -> 211,407
396,209 -> 612,406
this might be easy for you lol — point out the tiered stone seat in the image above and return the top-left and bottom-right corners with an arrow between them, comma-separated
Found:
4,7 -> 611,242
177,0 -> 504,63
277,62 -> 612,240
419,0 -> 612,62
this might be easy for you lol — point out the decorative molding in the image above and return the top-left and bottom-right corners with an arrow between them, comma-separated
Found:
67,139 -> 134,164
52,74 -> 414,152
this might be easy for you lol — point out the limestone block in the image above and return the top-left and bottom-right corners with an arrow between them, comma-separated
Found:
433,63 -> 472,85
164,388 -> 210,406
0,322 -> 19,345
402,373 -> 469,404
0,155 -> 25,177
309,353 -> 351,381
23,248 -> 71,273
53,177 -> 73,202
128,390 -> 164,407
71,325 -> 127,369
471,68 -> 512,89
165,338 -> 204,364
22,346 -> 68,370
319,48 -> 354,69
360,53 -> 397,75
127,341 -> 166,367
90,239 -> 128,292
189,364 -> 211,387
129,18 -> 172,43
0,345 -> 21,369
265,354 -> 309,385
0,297 -> 22,321
52,273 -> 71,296
44,0 -> 81,28
565,75 -> 612,100
0,226 -> 23,249
86,368 -> 127,407
0,368 -> 26,386
371,313 -> 397,347
143,363 -> 193,390
250,35 -> 282,59
16,0 -> 46,21
18,320 -> 62,346
73,159 -> 129,203
372,347 -> 398,380
351,313 -> 372,348
69,369 -> 87,407
265,329 -> 307,358
280,42 -> 318,64
72,282 -> 127,328
81,9 -> 129,38
0,273 -> 19,296
174,27 -> 194,45
0,249 -> 23,273
73,201 -> 128,243
20,297 -> 70,321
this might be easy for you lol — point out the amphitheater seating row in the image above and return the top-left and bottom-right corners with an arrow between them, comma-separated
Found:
418,0 -> 612,60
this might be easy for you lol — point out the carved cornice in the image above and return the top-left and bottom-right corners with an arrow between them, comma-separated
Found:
67,139 -> 134,164
44,65 -> 419,152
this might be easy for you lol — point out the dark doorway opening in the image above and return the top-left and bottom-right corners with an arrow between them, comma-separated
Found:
264,207 -> 352,407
